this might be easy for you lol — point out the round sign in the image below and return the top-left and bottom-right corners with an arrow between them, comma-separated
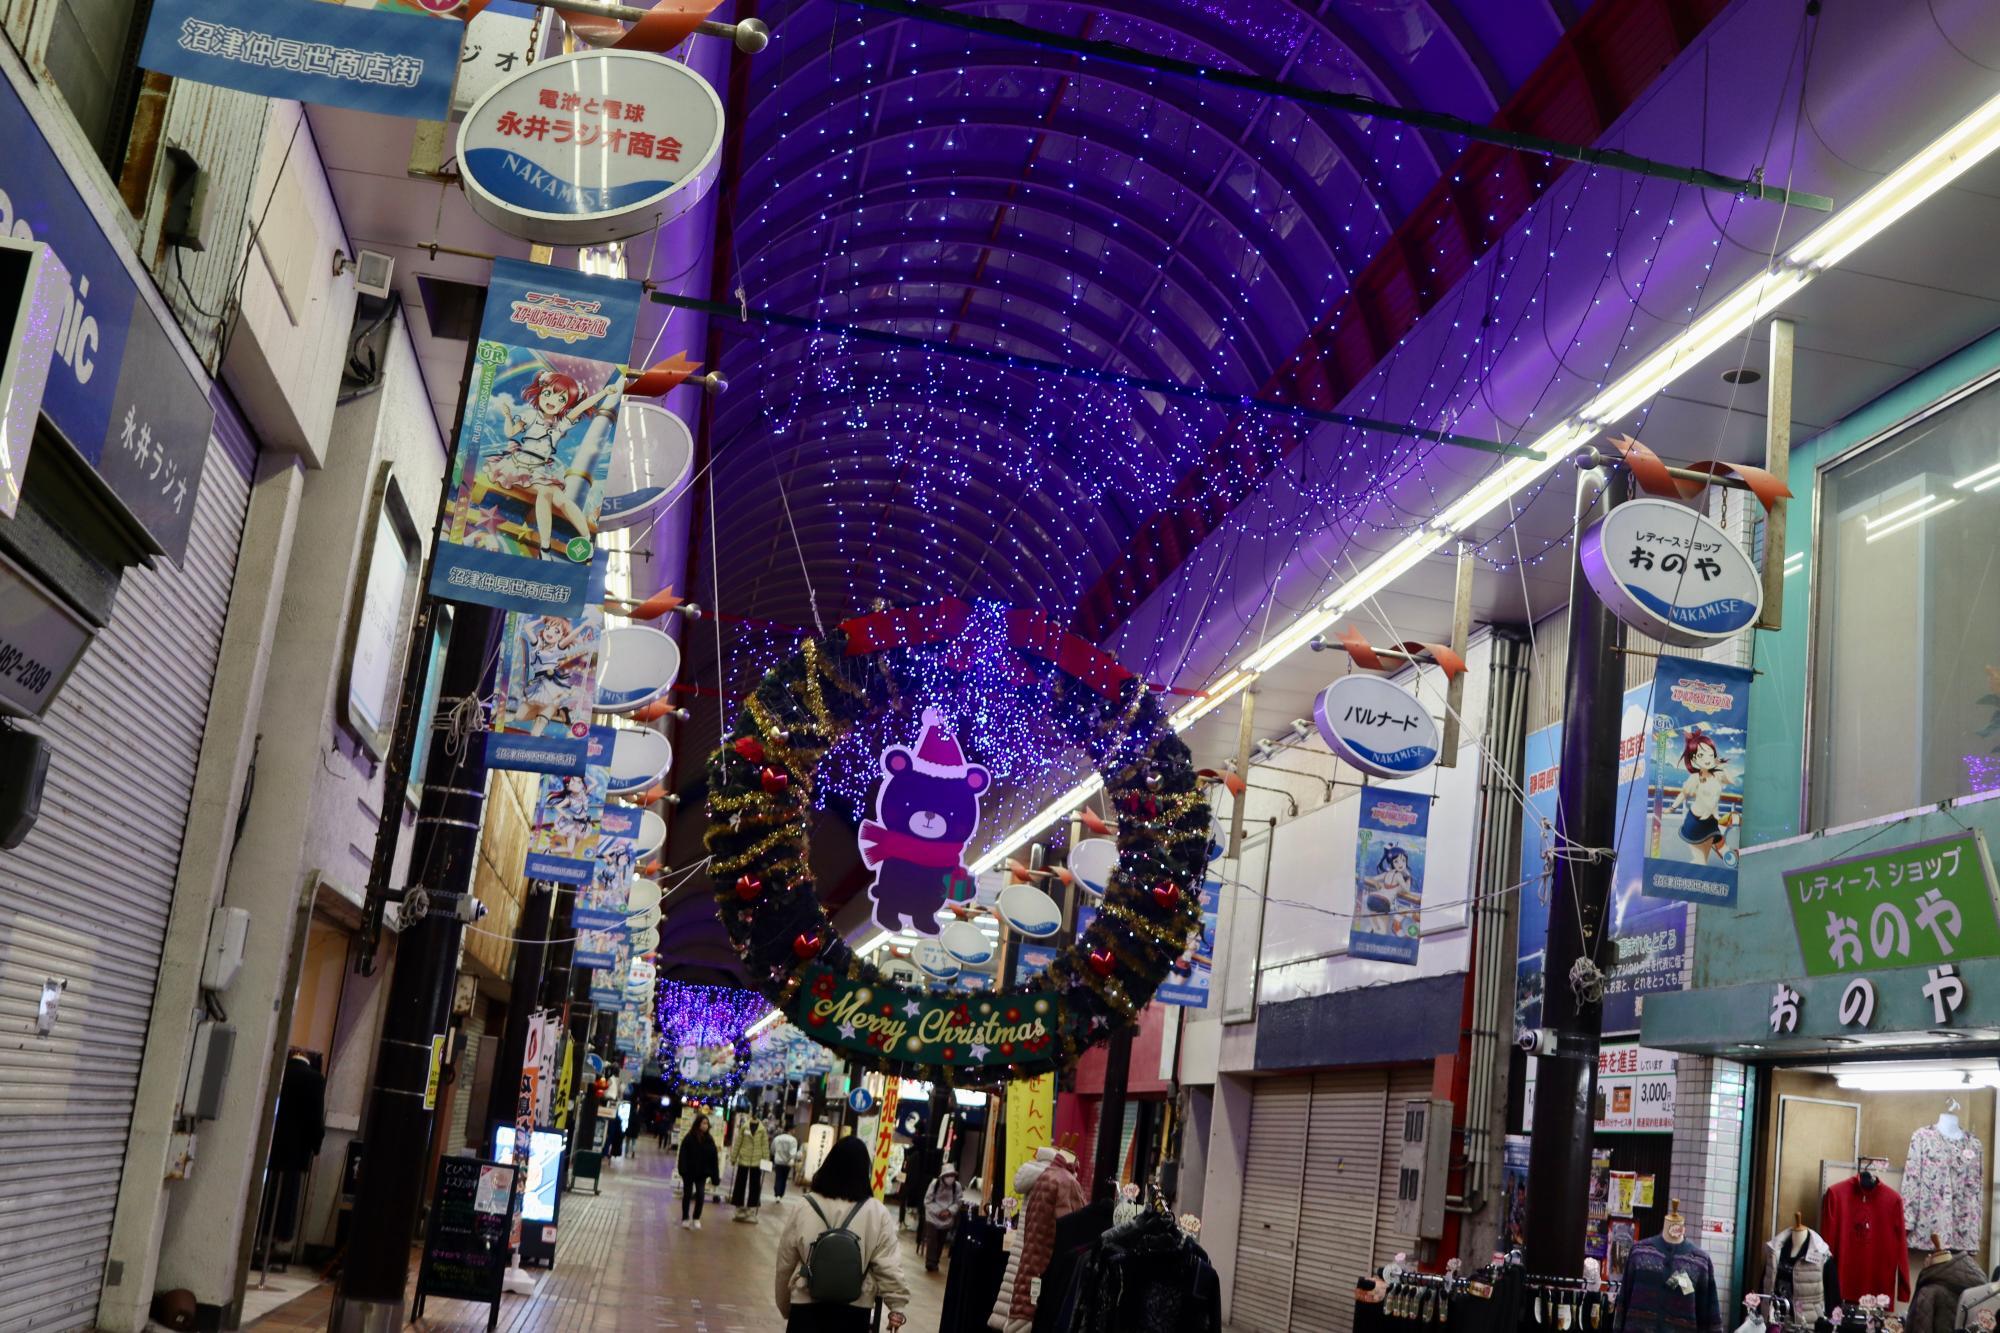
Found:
1068,837 -> 1118,893
630,903 -> 662,930
940,919 -> 994,967
457,49 -> 726,246
848,1087 -> 876,1114
626,875 -> 663,912
633,807 -> 668,859
605,727 -> 673,795
597,624 -> 680,713
914,939 -> 961,980
1312,674 -> 1442,779
1579,496 -> 1762,646
601,402 -> 695,532
997,884 -> 1062,938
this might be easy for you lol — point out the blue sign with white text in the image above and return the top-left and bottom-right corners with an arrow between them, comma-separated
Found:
140,0 -> 462,120
0,74 -> 211,560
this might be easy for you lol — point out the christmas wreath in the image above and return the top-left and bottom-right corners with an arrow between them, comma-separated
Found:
706,598 -> 1210,1082
655,980 -> 766,1102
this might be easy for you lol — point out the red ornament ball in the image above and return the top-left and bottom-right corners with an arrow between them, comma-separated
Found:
1151,881 -> 1181,910
792,932 -> 822,960
733,874 -> 763,901
761,766 -> 791,796
1088,948 -> 1116,977
733,736 -> 766,763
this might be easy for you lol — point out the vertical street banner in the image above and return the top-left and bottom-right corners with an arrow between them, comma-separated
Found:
1001,1075 -> 1054,1204
429,258 -> 639,619
573,804 -> 637,967
870,1079 -> 902,1199
1155,876 -> 1220,1007
1642,657 -> 1751,907
524,769 -> 606,884
1349,787 -> 1430,964
485,605 -> 605,774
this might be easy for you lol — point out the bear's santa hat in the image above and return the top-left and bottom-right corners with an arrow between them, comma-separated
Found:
907,707 -> 970,778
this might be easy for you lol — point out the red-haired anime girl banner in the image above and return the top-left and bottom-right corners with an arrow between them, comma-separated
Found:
427,257 -> 640,620
1642,656 -> 1752,908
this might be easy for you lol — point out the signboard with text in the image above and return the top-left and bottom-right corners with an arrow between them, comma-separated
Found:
1641,657 -> 1751,908
1350,788 -> 1429,965
1784,831 -> 2000,978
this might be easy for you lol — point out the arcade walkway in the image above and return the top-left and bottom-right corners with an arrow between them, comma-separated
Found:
246,1140 -> 950,1333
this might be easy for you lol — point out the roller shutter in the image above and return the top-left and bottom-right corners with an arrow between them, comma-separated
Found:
1231,1075 -> 1310,1333
1289,1071 -> 1389,1333
0,419 -> 254,1332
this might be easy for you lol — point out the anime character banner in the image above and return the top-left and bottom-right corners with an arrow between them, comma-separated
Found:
1349,787 -> 1429,965
484,604 -> 606,774
1641,657 -> 1750,907
1154,876 -> 1220,1007
524,768 -> 606,885
428,258 -> 640,619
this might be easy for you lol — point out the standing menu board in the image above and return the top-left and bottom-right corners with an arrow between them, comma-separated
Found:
414,1156 -> 518,1330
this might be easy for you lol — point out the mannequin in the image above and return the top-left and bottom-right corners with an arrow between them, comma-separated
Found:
1616,1200 -> 1721,1333
1905,1104 -> 1985,1249
1764,1211 -> 1839,1328
1935,1100 -> 1966,1141
1909,1233 -> 1984,1333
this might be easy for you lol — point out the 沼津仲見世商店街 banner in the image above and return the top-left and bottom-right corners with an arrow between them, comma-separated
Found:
140,0 -> 464,119
1640,657 -> 1751,908
429,259 -> 640,619
1348,787 -> 1430,965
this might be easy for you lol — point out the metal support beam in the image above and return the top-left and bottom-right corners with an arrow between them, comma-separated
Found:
1440,541 -> 1474,768
1227,687 -> 1257,860
840,0 -> 1831,212
1758,318 -> 1795,630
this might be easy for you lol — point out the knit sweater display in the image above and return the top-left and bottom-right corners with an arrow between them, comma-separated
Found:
1820,1176 -> 1912,1303
1615,1236 -> 1722,1333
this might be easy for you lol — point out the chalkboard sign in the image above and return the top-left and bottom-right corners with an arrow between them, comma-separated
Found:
414,1156 -> 517,1330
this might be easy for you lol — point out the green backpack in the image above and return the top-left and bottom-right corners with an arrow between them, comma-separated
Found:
801,1197 -> 869,1304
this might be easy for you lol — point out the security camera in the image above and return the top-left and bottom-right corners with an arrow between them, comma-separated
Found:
1518,1028 -> 1558,1056
454,894 -> 489,924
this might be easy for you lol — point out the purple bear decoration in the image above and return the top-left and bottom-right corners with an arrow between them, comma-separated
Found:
858,707 -> 990,934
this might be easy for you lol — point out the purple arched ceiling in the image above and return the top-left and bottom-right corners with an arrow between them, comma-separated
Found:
659,0 -> 1739,976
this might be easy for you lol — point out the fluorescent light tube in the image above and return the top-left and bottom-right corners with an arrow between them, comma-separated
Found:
1864,497 -> 1956,542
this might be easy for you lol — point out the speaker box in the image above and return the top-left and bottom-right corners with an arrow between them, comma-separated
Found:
0,726 -> 50,849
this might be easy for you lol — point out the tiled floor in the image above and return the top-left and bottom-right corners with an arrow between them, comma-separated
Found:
245,1140 -> 950,1332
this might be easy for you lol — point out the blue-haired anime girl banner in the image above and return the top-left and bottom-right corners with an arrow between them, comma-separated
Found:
1641,656 -> 1750,908
428,258 -> 639,619
1350,787 -> 1430,965
524,769 -> 606,885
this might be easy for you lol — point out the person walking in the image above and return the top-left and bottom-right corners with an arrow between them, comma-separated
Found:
677,1114 -> 720,1229
922,1163 -> 962,1273
772,1124 -> 800,1199
732,1114 -> 772,1220
774,1137 -> 910,1332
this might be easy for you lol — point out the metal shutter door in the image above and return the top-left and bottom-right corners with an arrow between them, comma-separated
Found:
449,1005 -> 487,1153
1232,1076 -> 1311,1333
1290,1071 -> 1388,1333
1375,1066 -> 1436,1268
0,434 -> 251,1333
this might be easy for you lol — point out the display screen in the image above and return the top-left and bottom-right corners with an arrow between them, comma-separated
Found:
492,1126 -> 565,1223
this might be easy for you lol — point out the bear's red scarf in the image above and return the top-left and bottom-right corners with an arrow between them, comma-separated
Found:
859,822 -> 976,900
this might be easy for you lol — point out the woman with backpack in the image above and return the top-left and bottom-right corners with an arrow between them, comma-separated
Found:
677,1114 -> 721,1229
774,1136 -> 910,1331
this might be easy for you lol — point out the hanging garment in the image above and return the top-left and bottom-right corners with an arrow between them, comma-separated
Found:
1031,1201 -> 1116,1333
1903,1126 -> 1985,1250
1010,1157 -> 1089,1321
1764,1228 -> 1839,1326
1614,1236 -> 1723,1333
988,1150 -> 1059,1332
945,1217 -> 1011,1333
1907,1253 -> 1984,1333
1064,1212 -> 1223,1333
1820,1176 -> 1913,1303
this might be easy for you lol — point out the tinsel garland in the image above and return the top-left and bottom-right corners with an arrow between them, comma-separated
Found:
706,601 -> 1210,1083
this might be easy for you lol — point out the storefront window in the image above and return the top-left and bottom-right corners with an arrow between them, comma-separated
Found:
1811,376 -> 2000,827
43,0 -> 151,170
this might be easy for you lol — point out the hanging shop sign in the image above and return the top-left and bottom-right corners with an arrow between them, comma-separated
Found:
485,606 -> 604,774
447,1 -> 542,118
914,939 -> 961,980
939,920 -> 994,967
429,258 -> 638,619
1001,1075 -> 1055,1204
595,623 -> 680,713
603,726 -> 673,795
458,49 -> 725,246
633,807 -> 667,859
1349,787 -> 1430,965
869,1079 -> 901,1198
1,77 -> 212,561
1784,831 -> 2000,978
1640,657 -> 1751,908
1068,837 -> 1118,894
1579,497 -> 1761,646
1313,673 -> 1441,779
996,883 -> 1061,937
602,401 -> 694,531
139,0 -> 462,120
0,550 -> 93,720
1154,876 -> 1220,1008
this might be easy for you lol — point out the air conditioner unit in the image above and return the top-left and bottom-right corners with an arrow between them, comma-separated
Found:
354,249 -> 395,299
1395,1097 -> 1452,1240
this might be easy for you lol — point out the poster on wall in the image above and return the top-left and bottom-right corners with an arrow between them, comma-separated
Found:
1641,657 -> 1751,907
428,258 -> 639,619
1516,682 -> 1694,1036
524,769 -> 606,884
485,606 -> 605,773
1349,788 -> 1430,965
1155,877 -> 1221,1007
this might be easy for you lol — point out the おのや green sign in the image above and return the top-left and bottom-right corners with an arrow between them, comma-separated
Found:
1784,831 -> 2000,978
